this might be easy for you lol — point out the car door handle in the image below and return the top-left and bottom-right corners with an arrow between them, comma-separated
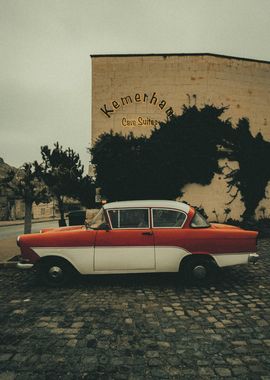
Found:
142,231 -> 153,236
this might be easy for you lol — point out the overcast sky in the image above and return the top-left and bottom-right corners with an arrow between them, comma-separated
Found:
1,0 -> 270,170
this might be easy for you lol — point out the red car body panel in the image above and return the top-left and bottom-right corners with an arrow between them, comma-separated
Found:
152,227 -> 257,254
95,229 -> 155,247
19,229 -> 96,249
40,226 -> 85,233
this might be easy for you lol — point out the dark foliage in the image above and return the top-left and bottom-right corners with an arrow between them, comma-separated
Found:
78,175 -> 96,208
91,132 -> 149,200
92,105 -> 231,201
3,163 -> 49,233
225,118 -> 270,220
12,163 -> 49,205
146,105 -> 232,198
36,143 -> 94,221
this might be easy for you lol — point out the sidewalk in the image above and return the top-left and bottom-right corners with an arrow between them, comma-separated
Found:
0,218 -> 60,267
0,217 -> 58,228
0,237 -> 20,267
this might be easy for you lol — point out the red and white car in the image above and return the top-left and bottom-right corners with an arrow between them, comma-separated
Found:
17,200 -> 259,286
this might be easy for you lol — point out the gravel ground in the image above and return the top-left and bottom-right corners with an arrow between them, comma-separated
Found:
0,239 -> 269,379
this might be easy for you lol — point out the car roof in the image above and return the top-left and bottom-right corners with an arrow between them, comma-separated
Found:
103,200 -> 190,213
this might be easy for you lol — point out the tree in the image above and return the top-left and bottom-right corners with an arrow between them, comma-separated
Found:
0,169 -> 15,220
91,105 -> 233,201
223,207 -> 231,223
2,163 -> 49,233
36,143 -> 86,225
91,131 -> 148,201
77,175 -> 96,208
145,105 -> 232,198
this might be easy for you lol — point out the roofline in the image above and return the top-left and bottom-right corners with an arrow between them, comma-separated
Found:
103,200 -> 191,212
90,52 -> 270,65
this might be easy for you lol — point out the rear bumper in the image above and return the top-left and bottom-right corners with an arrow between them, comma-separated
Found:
211,252 -> 259,267
248,253 -> 259,264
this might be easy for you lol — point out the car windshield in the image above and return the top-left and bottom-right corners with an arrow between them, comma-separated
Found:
191,210 -> 210,228
88,208 -> 106,229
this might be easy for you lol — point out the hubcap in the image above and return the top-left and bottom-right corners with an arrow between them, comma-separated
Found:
48,266 -> 63,280
193,265 -> 207,279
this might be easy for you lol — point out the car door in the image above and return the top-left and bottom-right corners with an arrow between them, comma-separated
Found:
151,208 -> 189,272
94,208 -> 156,272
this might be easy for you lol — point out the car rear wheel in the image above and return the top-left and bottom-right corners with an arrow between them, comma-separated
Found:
38,258 -> 75,287
181,257 -> 217,284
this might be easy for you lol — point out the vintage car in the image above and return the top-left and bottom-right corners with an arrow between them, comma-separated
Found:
17,200 -> 259,286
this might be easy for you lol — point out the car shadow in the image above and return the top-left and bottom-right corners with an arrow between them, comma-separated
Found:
18,263 -> 262,293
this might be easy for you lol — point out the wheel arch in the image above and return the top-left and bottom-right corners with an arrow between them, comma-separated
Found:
179,253 -> 218,272
35,254 -> 78,273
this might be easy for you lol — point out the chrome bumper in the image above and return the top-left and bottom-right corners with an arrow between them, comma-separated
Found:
17,262 -> 34,269
248,253 -> 259,264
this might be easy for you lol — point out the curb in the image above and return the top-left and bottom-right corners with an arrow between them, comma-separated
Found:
0,261 -> 18,268
0,256 -> 20,268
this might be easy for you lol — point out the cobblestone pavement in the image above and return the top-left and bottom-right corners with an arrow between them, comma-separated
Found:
0,240 -> 270,380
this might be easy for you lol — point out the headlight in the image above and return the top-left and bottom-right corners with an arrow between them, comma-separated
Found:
16,236 -> 21,247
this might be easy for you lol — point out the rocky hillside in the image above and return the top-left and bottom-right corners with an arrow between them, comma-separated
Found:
0,157 -> 16,179
0,158 -> 17,220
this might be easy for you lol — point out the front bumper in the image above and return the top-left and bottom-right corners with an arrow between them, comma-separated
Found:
17,259 -> 34,270
248,253 -> 259,264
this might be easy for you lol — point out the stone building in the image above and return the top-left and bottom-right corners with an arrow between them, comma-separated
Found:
91,53 -> 270,220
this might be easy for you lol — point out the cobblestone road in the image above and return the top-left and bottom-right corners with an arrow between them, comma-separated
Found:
0,240 -> 270,379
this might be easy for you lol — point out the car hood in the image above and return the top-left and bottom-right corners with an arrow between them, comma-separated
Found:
40,225 -> 85,233
18,227 -> 96,249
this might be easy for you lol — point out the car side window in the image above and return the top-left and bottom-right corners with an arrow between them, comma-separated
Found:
152,208 -> 186,228
190,211 -> 210,228
108,209 -> 149,229
108,210 -> 119,228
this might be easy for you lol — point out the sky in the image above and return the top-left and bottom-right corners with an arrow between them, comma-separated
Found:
1,0 -> 270,170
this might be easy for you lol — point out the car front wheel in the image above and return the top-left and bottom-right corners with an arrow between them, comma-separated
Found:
38,258 -> 75,287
